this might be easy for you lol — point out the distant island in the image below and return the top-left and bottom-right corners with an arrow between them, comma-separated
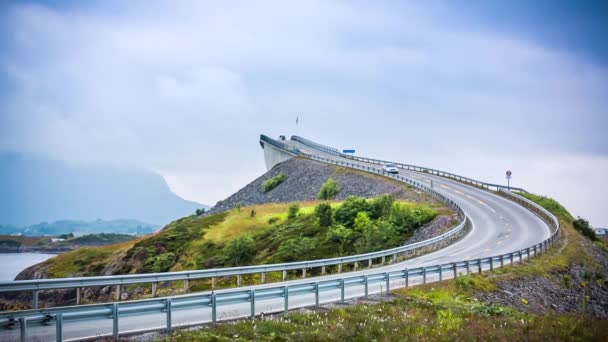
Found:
0,218 -> 160,237
0,233 -> 138,253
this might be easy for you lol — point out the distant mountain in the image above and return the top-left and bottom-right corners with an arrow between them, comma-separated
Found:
0,154 -> 208,226
0,219 -> 160,236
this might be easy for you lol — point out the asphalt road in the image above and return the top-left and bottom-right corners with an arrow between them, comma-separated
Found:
1,142 -> 551,341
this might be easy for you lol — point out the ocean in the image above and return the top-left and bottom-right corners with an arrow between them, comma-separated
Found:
0,253 -> 56,281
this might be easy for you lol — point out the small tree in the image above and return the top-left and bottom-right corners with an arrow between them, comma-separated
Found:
288,204 -> 300,219
223,235 -> 256,266
315,203 -> 333,227
195,208 -> 206,216
318,178 -> 341,200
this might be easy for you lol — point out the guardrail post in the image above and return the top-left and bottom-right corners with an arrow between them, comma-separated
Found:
261,273 -> 266,284
367,259 -> 372,268
533,245 -> 537,257
55,313 -> 62,342
315,283 -> 320,307
353,262 -> 358,271
381,256 -> 385,264
340,279 -> 345,303
302,268 -> 306,278
510,253 -> 514,266
526,247 -> 531,261
166,298 -> 172,332
518,250 -> 523,263
405,269 -> 409,287
211,277 -> 216,290
116,285 -> 122,301
321,266 -> 326,275
184,279 -> 189,292
338,264 -> 342,273
113,302 -> 119,339
19,317 -> 26,342
385,273 -> 390,295
364,275 -> 369,297
489,258 -> 494,272
250,289 -> 256,318
392,254 -> 397,263
423,268 -> 427,284
500,255 -> 504,268
284,286 -> 289,314
466,260 -> 470,275
211,292 -> 217,324
237,275 -> 242,287
152,282 -> 158,297
76,287 -> 81,305
452,263 -> 457,279
438,266 -> 443,281
477,259 -> 482,274
32,290 -> 38,309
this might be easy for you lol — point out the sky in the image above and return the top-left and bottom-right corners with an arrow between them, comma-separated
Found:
1,1 -> 607,226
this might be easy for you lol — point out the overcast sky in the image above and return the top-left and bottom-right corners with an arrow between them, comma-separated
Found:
1,1 -> 607,226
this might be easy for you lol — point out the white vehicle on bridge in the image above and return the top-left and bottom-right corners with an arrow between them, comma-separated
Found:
383,163 -> 399,174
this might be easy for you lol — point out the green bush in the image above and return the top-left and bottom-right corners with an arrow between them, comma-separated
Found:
223,235 -> 256,266
563,275 -> 573,289
315,203 -> 333,227
275,237 -> 318,262
268,217 -> 280,224
573,217 -> 597,241
288,204 -> 300,219
370,195 -> 395,220
318,178 -> 341,200
334,196 -> 372,228
144,253 -> 176,273
262,172 -> 287,192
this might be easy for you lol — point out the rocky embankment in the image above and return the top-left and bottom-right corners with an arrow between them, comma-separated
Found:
207,157 -> 434,215
475,234 -> 608,319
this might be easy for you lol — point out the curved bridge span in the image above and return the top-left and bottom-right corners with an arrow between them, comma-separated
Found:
0,135 -> 557,341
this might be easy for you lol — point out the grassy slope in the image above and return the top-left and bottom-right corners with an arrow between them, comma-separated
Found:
40,200 -> 440,292
161,194 -> 608,341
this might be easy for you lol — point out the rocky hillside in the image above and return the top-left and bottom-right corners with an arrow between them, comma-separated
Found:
207,157 -> 433,215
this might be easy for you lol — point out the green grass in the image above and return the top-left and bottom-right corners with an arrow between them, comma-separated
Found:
159,287 -> 607,341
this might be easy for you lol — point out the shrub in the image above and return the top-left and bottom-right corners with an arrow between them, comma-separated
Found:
195,208 -> 206,216
288,204 -> 300,219
144,253 -> 176,273
370,195 -> 395,220
315,203 -> 333,227
268,217 -> 280,224
334,196 -> 372,228
262,172 -> 287,192
326,225 -> 354,255
573,217 -> 597,241
563,275 -> 573,289
275,237 -> 318,262
223,235 -> 256,266
318,178 -> 341,200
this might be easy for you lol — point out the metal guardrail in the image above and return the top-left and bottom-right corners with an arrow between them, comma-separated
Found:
0,136 -> 468,307
291,135 -> 527,192
0,190 -> 558,341
0,136 -> 559,342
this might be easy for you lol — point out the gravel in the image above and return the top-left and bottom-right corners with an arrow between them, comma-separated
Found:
206,157 -> 434,215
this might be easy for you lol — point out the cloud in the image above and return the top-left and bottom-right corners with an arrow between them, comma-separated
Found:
0,1 -> 606,225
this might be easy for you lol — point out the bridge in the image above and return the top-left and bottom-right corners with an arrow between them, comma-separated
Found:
0,135 -> 558,341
